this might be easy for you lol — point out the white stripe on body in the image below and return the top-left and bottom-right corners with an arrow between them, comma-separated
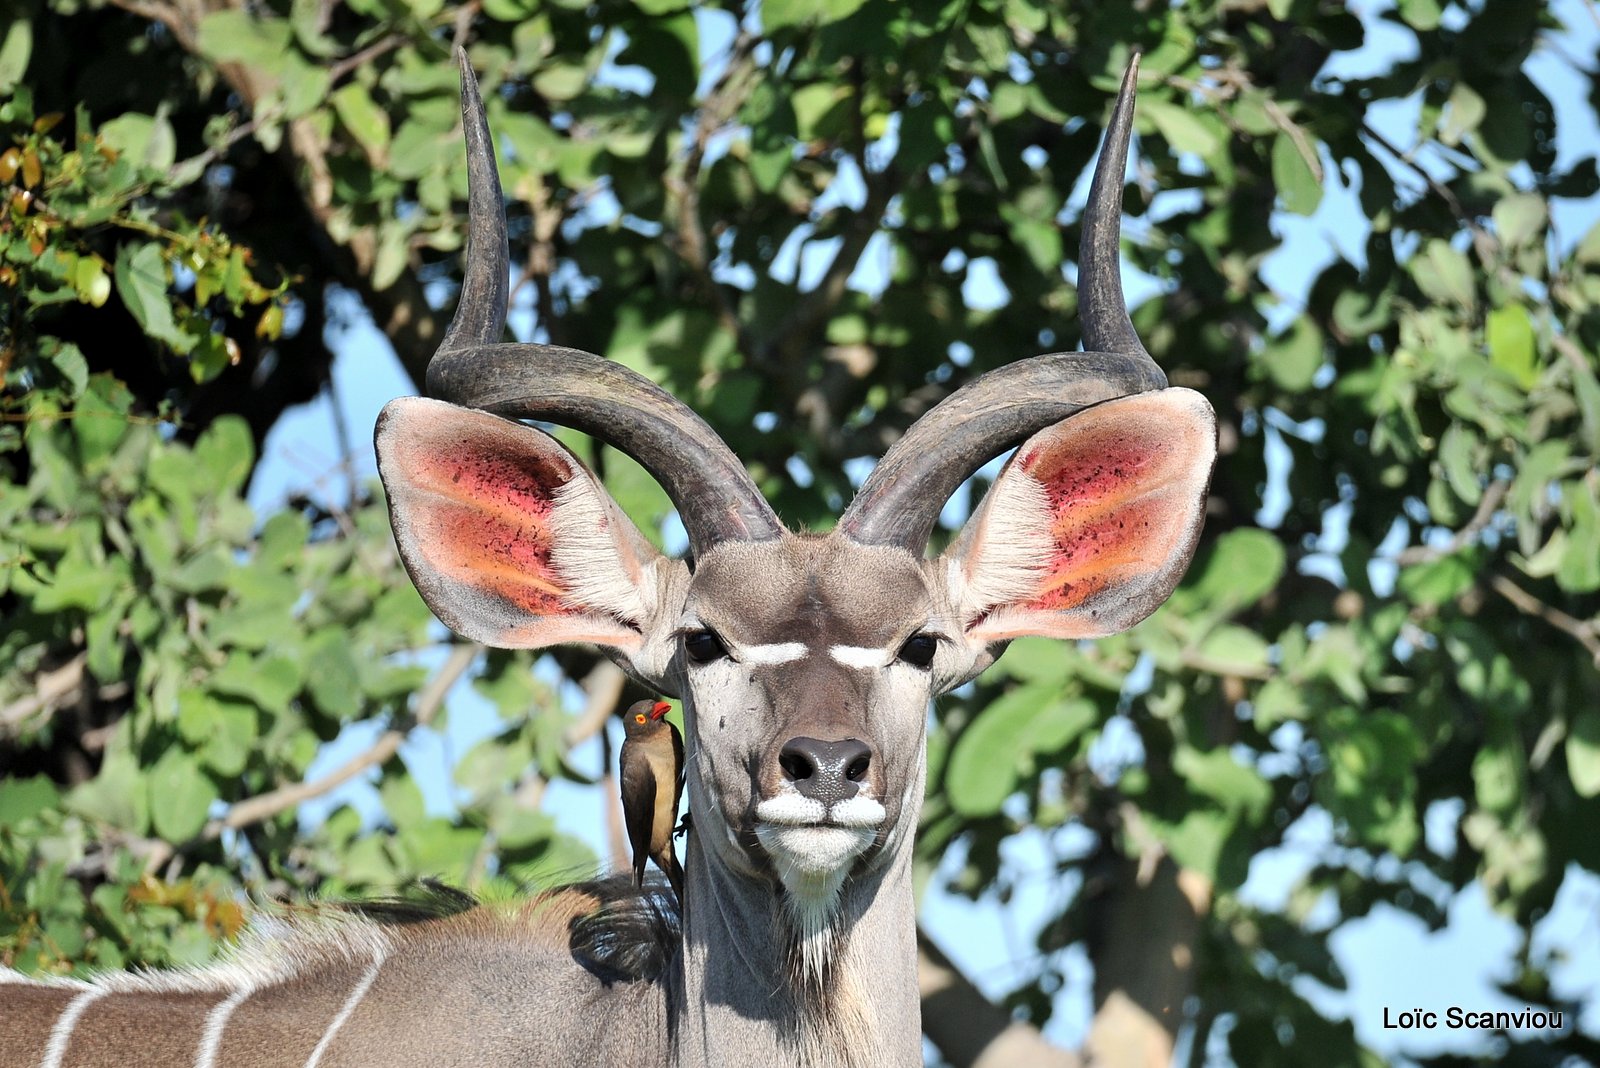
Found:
194,986 -> 254,1068
40,987 -> 109,1068
303,948 -> 387,1068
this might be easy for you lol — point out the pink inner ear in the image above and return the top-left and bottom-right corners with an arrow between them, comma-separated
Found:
386,427 -> 579,617
1026,493 -> 1188,613
377,398 -> 654,650
1009,390 -> 1214,626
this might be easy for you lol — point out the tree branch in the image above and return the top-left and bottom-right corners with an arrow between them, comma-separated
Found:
1394,479 -> 1510,565
106,0 -> 445,389
1489,573 -> 1600,666
918,927 -> 1083,1068
664,30 -> 759,353
0,652 -> 86,736
210,641 -> 480,834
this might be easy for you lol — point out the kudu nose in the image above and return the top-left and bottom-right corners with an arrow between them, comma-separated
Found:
778,737 -> 873,804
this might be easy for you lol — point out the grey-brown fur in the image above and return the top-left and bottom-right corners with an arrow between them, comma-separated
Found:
2,883 -> 677,1068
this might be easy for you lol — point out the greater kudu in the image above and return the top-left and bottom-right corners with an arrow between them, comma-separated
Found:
2,52 -> 1215,1068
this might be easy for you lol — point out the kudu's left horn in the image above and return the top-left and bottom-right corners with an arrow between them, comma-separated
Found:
838,55 -> 1166,554
425,51 -> 784,558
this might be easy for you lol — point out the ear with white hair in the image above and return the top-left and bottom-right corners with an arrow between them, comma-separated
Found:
943,388 -> 1216,647
375,397 -> 669,654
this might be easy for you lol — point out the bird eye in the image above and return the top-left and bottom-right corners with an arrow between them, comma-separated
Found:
683,629 -> 728,664
635,713 -> 646,723
897,633 -> 938,669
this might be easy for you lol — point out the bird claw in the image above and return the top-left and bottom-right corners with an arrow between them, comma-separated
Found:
673,811 -> 693,839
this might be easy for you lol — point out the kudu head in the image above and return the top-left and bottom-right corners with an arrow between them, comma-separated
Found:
376,53 -> 1214,965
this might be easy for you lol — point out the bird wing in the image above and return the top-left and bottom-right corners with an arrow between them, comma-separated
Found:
619,738 -> 656,883
669,720 -> 685,800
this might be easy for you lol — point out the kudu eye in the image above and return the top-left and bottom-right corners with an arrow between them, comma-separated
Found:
683,629 -> 728,664
896,634 -> 938,669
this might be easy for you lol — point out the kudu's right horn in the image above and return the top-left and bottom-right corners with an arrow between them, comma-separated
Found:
837,55 -> 1167,555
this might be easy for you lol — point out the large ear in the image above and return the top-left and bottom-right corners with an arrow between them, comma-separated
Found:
375,397 -> 666,652
944,388 -> 1215,645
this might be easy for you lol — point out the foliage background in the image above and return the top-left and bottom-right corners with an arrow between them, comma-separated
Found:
3,0 -> 1600,1063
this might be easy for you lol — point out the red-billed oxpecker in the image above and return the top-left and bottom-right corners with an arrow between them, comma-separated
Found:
619,699 -> 685,901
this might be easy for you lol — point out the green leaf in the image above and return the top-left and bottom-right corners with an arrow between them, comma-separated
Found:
372,222 -> 410,292
764,0 -> 869,31
996,638 -> 1071,685
331,83 -> 391,162
1397,0 -> 1442,29
210,652 -> 303,713
67,739 -> 149,834
1264,315 -> 1323,390
100,113 -> 177,173
1440,82 -> 1485,146
1492,193 -> 1546,251
946,685 -> 1094,816
532,62 -> 587,101
306,631 -> 362,721
0,775 -> 59,825
170,547 -> 233,593
0,17 -> 30,95
148,749 -> 219,841
1141,99 -> 1221,158
1252,676 -> 1309,730
1486,304 -> 1537,389
114,243 -> 192,354
1271,131 -> 1323,216
35,547 -> 131,612
1148,808 -> 1234,883
194,415 -> 255,493
195,10 -> 294,73
1568,707 -> 1600,798
1396,555 -> 1475,606
201,698 -> 259,776
1195,625 -> 1272,675
1558,485 -> 1600,593
71,375 -> 133,469
1174,746 -> 1271,819
381,774 -> 427,828
1411,240 -> 1476,310
1438,424 -> 1482,506
1472,733 -> 1523,815
1185,529 -> 1286,614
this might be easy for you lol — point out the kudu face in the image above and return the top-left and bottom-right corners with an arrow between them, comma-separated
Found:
375,53 -> 1216,942
674,537 -> 939,896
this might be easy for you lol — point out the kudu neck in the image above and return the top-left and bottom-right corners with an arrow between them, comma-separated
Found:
673,829 -> 923,1068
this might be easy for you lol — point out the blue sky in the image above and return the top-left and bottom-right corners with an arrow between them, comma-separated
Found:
244,0 -> 1600,1060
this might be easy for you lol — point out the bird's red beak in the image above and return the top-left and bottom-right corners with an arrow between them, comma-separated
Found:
650,701 -> 672,720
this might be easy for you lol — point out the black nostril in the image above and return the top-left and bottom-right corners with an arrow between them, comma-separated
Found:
779,749 -> 815,781
778,737 -> 874,804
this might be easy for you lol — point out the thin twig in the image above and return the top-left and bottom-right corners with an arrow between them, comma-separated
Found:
1358,119 -> 1501,269
1262,97 -> 1324,183
105,0 -> 194,48
602,734 -> 628,874
1489,573 -> 1600,666
0,653 -> 86,735
164,108 -> 279,184
210,642 -> 480,834
324,369 -> 362,510
1395,479 -> 1509,565
567,659 -> 626,747
326,33 -> 406,86
665,30 -> 759,351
